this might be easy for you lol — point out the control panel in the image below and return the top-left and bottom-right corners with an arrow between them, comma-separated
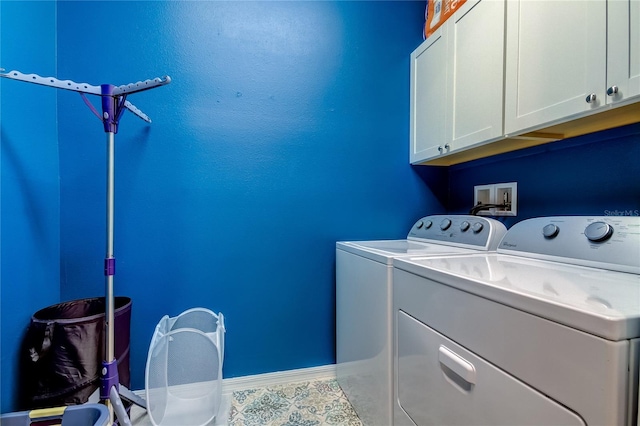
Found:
407,215 -> 507,250
498,216 -> 640,273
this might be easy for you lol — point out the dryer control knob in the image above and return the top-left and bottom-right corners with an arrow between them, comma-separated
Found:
542,224 -> 560,239
460,221 -> 470,232
471,222 -> 484,233
424,220 -> 433,229
416,221 -> 424,229
440,219 -> 452,231
585,221 -> 613,242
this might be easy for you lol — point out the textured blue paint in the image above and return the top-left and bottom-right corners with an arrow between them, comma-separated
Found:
3,0 -> 638,412
0,1 -> 60,413
446,123 -> 640,227
56,1 -> 438,391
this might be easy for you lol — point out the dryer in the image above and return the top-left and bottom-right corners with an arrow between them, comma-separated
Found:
336,215 -> 507,426
393,216 -> 640,425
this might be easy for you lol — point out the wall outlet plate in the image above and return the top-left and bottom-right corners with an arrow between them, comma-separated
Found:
473,182 -> 517,216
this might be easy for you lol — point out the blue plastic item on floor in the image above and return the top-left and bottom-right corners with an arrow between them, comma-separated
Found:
0,404 -> 109,426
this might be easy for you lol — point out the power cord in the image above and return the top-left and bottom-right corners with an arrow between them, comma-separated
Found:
469,203 -> 511,216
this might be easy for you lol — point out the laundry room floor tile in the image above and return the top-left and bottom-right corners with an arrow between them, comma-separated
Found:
130,377 -> 361,426
228,378 -> 362,426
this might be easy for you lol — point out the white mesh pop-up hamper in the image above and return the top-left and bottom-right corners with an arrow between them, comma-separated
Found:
145,308 -> 225,426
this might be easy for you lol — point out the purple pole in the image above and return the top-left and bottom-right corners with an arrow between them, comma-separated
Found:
101,84 -> 119,423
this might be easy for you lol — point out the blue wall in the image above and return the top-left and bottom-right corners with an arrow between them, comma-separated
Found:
446,123 -> 640,227
55,1 -> 437,393
0,0 -> 60,413
3,0 -> 638,415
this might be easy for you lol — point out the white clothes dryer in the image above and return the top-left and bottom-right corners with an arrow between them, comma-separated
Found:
393,216 -> 640,426
336,215 -> 507,426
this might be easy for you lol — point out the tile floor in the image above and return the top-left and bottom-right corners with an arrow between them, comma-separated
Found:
130,377 -> 362,426
228,378 -> 361,426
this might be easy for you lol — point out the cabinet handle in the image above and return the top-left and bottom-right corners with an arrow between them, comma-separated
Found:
607,86 -> 619,96
438,145 -> 443,153
444,144 -> 450,150
585,93 -> 597,103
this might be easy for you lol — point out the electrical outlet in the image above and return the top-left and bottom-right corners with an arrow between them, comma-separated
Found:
473,182 -> 517,216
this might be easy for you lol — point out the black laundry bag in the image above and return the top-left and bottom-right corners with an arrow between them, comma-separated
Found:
21,297 -> 131,409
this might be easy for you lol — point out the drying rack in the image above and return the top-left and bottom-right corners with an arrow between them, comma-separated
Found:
1,68 -> 171,425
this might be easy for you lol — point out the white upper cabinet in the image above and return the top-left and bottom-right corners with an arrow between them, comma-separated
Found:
410,0 -> 640,165
446,0 -> 506,151
504,0 -> 607,135
505,0 -> 640,135
410,26 -> 448,164
410,0 -> 506,164
607,0 -> 640,104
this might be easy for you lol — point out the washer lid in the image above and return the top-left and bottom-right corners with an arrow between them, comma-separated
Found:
394,253 -> 640,341
336,240 -> 474,264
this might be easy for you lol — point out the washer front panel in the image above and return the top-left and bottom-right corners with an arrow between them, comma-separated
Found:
396,311 -> 586,425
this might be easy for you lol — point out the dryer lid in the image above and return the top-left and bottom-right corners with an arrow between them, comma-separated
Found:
394,253 -> 640,341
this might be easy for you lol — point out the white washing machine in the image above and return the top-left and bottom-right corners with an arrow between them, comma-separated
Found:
336,215 -> 507,426
393,216 -> 640,425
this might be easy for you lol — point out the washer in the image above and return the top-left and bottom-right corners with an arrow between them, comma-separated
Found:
336,215 -> 507,426
393,216 -> 640,425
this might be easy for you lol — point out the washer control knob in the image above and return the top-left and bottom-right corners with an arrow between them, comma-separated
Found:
585,221 -> 613,242
440,219 -> 452,231
460,221 -> 470,232
542,224 -> 560,239
471,222 -> 484,233
416,221 -> 424,229
424,220 -> 433,229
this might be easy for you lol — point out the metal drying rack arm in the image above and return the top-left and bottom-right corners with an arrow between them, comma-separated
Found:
1,68 -> 171,425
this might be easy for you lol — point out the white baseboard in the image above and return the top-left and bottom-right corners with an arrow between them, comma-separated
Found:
221,364 -> 337,393
133,364 -> 336,396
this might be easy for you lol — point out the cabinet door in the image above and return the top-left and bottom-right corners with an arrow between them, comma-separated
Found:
410,26 -> 448,164
607,0 -> 640,104
504,0 -> 607,135
446,0 -> 505,151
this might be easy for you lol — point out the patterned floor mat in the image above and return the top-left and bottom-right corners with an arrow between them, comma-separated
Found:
228,378 -> 362,426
